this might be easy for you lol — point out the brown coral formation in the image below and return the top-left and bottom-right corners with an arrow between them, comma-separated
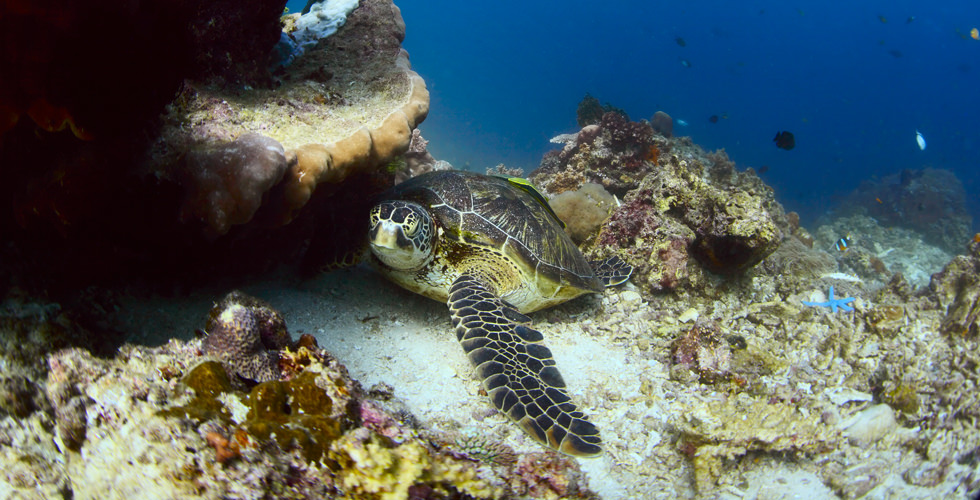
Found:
593,151 -> 782,292
202,291 -> 292,383
549,182 -> 617,244
930,238 -> 980,337
176,133 -> 290,237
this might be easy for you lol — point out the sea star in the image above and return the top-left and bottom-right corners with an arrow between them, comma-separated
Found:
802,285 -> 856,313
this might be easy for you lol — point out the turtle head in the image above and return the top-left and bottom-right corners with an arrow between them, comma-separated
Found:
368,200 -> 435,271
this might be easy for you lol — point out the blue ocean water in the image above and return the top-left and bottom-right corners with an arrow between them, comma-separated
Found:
292,0 -> 980,230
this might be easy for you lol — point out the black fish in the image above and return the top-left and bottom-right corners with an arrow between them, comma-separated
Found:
888,49 -> 903,58
773,131 -> 795,150
675,36 -> 687,47
709,115 -> 719,123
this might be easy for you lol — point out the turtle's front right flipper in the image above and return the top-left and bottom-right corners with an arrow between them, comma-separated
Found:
591,255 -> 633,287
447,275 -> 602,457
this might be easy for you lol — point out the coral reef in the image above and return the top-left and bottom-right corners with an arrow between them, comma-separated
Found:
0,288 -> 613,499
596,155 -> 781,292
549,183 -> 618,244
202,291 -> 293,383
528,111 -> 783,294
836,168 -> 973,254
813,214 -> 953,288
650,111 -> 673,138
575,94 -> 628,128
929,238 -> 980,337
393,129 -> 453,184
0,0 -> 429,290
0,0 -> 285,140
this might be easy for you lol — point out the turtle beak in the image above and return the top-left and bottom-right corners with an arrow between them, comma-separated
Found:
371,220 -> 402,250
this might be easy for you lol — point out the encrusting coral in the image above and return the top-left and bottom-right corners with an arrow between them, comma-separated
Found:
202,290 -> 292,383
548,182 -> 618,244
529,109 -> 783,294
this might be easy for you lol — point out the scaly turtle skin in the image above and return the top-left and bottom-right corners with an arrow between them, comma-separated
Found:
368,170 -> 631,456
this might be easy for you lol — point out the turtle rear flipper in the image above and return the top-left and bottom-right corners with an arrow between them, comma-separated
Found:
591,256 -> 633,287
448,275 -> 602,457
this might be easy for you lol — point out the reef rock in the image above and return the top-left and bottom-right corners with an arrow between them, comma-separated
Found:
0,0 -> 428,289
838,168 -> 972,254
929,238 -> 980,337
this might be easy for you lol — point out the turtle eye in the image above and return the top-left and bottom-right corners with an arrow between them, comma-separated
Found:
402,215 -> 419,237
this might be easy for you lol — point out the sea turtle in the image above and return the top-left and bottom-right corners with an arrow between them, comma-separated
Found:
367,170 -> 632,456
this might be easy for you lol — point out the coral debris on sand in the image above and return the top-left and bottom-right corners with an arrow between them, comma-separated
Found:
0,289 -> 601,499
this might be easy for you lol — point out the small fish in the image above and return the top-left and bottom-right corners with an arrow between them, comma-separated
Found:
709,115 -> 719,123
773,131 -> 795,150
972,28 -> 980,40
888,49 -> 903,58
916,130 -> 926,150
878,15 -> 888,24
676,119 -> 689,127
875,197 -> 883,204
835,235 -> 851,253
680,59 -> 692,68
906,16 -> 915,24
757,165 -> 769,175
675,36 -> 687,47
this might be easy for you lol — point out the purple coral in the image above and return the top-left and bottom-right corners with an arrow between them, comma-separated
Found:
202,291 -> 292,383
176,133 -> 289,238
670,319 -> 732,383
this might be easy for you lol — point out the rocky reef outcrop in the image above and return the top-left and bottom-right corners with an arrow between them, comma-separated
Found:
530,111 -> 784,295
0,290 -> 599,499
0,0 -> 428,290
835,168 -> 973,254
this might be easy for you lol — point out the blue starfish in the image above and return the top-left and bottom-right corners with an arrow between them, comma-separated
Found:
802,285 -> 856,313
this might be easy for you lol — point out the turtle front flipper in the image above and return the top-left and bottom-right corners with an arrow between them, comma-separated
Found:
448,275 -> 602,457
591,255 -> 633,287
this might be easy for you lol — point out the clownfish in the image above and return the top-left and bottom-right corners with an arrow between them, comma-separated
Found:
835,235 -> 852,253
